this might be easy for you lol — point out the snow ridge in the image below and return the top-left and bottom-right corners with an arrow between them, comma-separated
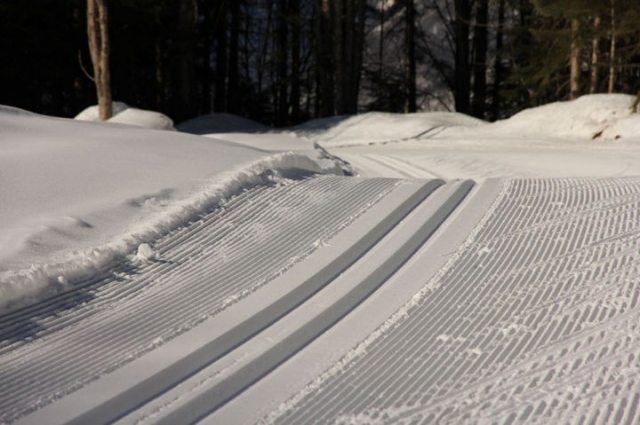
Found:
0,152 -> 343,312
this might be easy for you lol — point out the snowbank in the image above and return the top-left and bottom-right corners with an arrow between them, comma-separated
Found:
0,107 -> 342,311
294,94 -> 640,148
294,111 -> 485,147
601,113 -> 640,140
75,102 -> 176,131
433,94 -> 640,142
490,94 -> 636,140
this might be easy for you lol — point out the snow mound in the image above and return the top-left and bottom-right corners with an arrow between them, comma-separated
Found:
135,243 -> 158,262
432,94 -> 639,141
75,102 -> 175,131
601,113 -> 640,140
177,113 -> 269,135
494,94 -> 635,139
293,111 -> 486,147
108,108 -> 175,131
75,101 -> 129,121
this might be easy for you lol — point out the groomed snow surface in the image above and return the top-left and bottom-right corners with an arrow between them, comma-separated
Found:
2,94 -> 640,424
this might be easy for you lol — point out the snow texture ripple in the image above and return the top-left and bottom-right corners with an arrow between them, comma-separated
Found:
266,177 -> 640,425
0,176 -> 399,423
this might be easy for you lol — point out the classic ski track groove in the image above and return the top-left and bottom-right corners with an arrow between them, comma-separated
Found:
1,176 -> 420,423
122,180 -> 474,425
5,177 -> 640,425
270,177 -> 640,425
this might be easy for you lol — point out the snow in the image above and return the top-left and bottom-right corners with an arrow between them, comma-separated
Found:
0,106 -> 342,309
3,94 -> 640,301
292,111 -> 485,147
75,102 -> 176,131
3,94 -> 640,308
435,93 -> 640,141
135,243 -> 158,262
293,95 -> 640,181
3,93 -> 640,423
293,94 -> 640,149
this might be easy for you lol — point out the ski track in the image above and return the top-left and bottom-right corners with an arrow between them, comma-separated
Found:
0,176 -> 402,424
267,177 -> 640,425
337,150 -> 537,181
4,176 -> 640,425
338,154 -> 442,179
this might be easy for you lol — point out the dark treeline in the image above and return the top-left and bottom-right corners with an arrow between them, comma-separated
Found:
1,0 -> 639,126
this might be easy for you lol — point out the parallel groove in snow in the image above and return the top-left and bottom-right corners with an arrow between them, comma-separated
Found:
0,185 -> 272,349
135,180 -> 473,425
0,176 -> 402,424
269,178 -> 640,425
18,178 -> 441,425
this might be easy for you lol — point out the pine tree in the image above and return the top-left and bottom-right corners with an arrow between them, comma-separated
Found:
529,0 -> 607,99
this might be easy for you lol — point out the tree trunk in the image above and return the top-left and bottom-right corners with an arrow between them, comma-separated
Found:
87,0 -> 112,120
350,0 -> 366,114
199,1 -> 213,113
213,4 -> 228,112
276,0 -> 289,124
404,0 -> 416,113
633,91 -> 640,113
472,0 -> 488,118
589,15 -> 600,94
316,0 -> 334,117
608,0 -> 616,93
569,18 -> 580,100
178,0 -> 197,121
333,0 -> 346,115
289,0 -> 301,122
154,5 -> 165,111
228,0 -> 240,114
491,0 -> 505,121
454,0 -> 471,113
378,0 -> 385,104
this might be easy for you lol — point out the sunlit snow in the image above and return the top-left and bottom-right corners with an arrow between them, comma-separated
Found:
2,95 -> 640,425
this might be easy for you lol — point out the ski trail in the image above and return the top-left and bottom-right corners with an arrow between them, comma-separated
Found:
265,177 -> 640,425
1,176 -> 409,424
4,177 -> 447,425
119,180 -> 475,425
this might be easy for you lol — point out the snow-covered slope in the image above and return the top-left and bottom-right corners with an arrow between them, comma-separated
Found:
0,107 -> 341,308
298,95 -> 640,150
2,95 -> 640,425
293,111 -> 485,147
305,95 -> 640,181
436,94 -> 640,141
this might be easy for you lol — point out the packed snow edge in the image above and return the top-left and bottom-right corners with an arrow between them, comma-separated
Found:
0,151 -> 344,312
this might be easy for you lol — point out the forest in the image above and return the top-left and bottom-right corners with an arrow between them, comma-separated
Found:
1,0 -> 639,126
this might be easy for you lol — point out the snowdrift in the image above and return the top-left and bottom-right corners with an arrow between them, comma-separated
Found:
75,101 -> 176,131
293,111 -> 485,147
434,94 -> 640,142
0,107 -> 342,310
294,95 -> 640,148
